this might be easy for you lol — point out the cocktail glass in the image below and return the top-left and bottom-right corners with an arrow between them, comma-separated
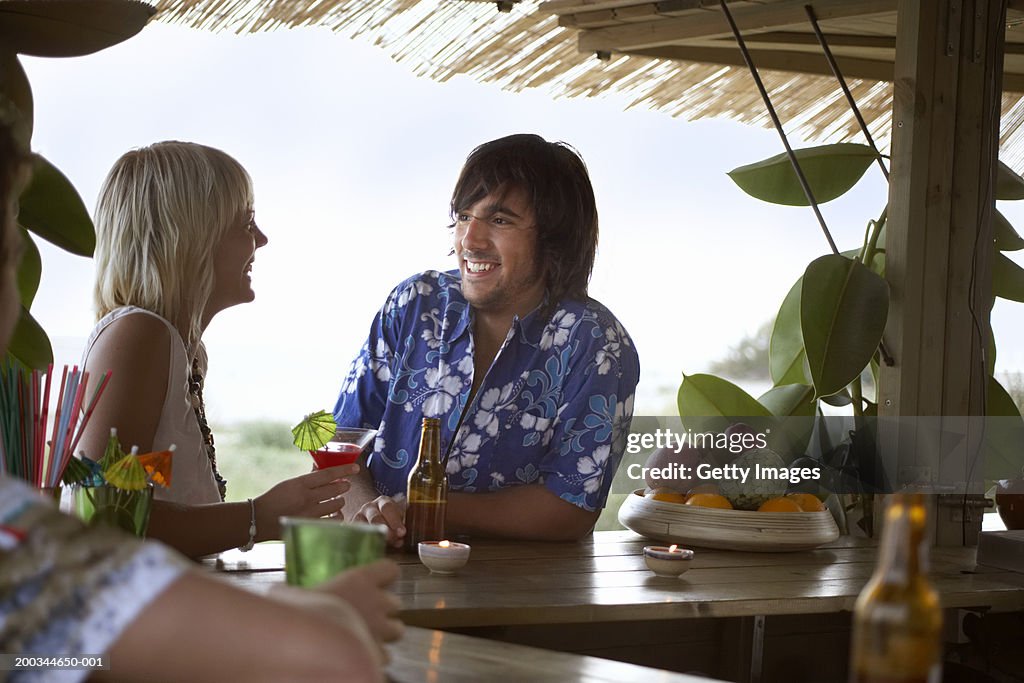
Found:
309,427 -> 376,469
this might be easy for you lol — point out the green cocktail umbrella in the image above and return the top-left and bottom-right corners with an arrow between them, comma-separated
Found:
292,410 -> 336,451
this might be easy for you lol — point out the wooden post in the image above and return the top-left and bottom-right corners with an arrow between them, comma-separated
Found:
879,0 -> 1005,546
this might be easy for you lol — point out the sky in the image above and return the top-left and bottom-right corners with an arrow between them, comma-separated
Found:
19,21 -> 1024,424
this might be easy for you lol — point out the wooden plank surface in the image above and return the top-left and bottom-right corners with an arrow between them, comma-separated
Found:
389,627 -> 725,682
208,530 -> 1024,630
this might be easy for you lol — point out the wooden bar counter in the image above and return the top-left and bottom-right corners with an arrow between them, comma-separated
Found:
209,530 -> 1024,681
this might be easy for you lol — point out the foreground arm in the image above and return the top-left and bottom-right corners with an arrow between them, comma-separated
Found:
0,480 -> 384,683
102,572 -> 382,683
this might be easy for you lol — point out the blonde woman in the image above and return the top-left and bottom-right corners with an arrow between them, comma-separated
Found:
0,124 -> 398,682
78,141 -> 353,558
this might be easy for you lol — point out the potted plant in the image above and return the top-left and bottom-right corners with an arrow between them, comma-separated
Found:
676,143 -> 1024,535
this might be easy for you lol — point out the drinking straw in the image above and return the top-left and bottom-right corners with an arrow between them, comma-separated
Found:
0,361 -> 12,475
52,369 -> 81,473
51,370 -> 93,486
47,365 -> 70,480
64,370 -> 112,470
17,371 -> 27,480
30,369 -> 40,486
61,371 -> 87,459
37,364 -> 53,485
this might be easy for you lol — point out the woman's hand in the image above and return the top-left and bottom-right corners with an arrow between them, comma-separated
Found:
352,495 -> 407,548
255,464 -> 359,540
266,581 -> 386,672
316,559 -> 404,644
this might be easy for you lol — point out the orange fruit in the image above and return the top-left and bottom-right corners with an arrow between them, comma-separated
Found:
686,483 -> 720,496
786,493 -> 826,512
685,493 -> 733,510
649,487 -> 688,504
757,496 -> 803,513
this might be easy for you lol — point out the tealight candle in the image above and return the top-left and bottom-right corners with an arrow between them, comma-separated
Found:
643,544 -> 694,579
418,540 -> 471,574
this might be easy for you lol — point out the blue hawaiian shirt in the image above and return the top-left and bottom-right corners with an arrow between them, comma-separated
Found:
334,270 -> 640,512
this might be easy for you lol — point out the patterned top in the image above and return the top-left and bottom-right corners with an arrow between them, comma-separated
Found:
82,307 -> 221,505
334,270 -> 640,512
0,478 -> 187,682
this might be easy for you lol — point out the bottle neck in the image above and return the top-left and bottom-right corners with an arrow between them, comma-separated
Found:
875,493 -> 930,583
418,423 -> 442,467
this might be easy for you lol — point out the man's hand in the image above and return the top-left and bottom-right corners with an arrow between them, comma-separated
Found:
352,495 -> 407,548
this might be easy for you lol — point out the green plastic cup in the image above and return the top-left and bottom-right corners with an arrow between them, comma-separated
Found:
71,484 -> 153,538
281,517 -> 387,587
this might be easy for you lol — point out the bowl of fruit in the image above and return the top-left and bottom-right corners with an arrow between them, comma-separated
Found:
617,444 -> 840,552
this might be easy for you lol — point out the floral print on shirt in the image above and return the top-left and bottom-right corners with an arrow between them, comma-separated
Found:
334,270 -> 640,512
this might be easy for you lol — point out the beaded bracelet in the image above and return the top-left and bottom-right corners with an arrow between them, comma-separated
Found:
239,498 -> 257,552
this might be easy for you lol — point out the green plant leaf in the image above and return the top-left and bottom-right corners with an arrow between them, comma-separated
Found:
994,210 -> 1024,251
727,143 -> 877,206
0,0 -> 154,57
821,389 -> 853,407
16,228 -> 39,307
758,383 -> 815,457
868,250 -> 885,277
16,154 -> 95,256
8,305 -> 52,369
0,51 -> 32,148
769,278 -> 810,386
985,376 -> 1024,480
997,161 -> 1024,200
801,255 -> 890,399
758,383 -> 815,417
994,252 -> 1024,302
677,373 -> 771,425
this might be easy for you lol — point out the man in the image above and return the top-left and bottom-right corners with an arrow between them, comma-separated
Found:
336,134 -> 640,543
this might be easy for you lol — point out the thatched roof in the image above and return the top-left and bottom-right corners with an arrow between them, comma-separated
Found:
152,0 -> 1024,169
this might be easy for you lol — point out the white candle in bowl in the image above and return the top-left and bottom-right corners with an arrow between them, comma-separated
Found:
418,540 -> 471,574
643,544 -> 694,578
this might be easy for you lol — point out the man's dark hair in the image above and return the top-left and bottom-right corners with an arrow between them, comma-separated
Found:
450,133 -> 598,306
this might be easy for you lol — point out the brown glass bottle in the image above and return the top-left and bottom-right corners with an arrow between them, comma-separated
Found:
403,417 -> 447,552
849,493 -> 942,683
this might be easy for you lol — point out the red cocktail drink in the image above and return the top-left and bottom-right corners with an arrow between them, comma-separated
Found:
308,427 -> 377,470
309,443 -> 363,468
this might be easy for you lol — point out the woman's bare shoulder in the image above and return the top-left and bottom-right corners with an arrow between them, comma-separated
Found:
86,311 -> 175,385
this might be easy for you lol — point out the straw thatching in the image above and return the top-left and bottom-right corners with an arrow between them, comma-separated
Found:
152,0 -> 1024,169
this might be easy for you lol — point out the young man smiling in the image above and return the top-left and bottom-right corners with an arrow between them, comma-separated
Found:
335,134 -> 640,543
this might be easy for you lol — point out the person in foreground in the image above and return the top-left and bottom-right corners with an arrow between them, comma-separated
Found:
76,141 -> 352,558
336,133 -> 640,544
0,111 -> 399,682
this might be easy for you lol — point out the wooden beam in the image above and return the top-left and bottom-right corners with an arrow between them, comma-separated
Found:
605,43 -> 1024,91
579,0 -> 897,51
627,45 -> 896,81
878,0 -> 1004,546
557,0 -> 736,27
541,0 -> 719,16
729,31 -> 897,50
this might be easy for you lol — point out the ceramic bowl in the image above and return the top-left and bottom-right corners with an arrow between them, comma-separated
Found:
418,541 -> 471,574
643,545 -> 694,578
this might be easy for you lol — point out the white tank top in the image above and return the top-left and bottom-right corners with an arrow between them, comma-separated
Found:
81,306 -> 221,505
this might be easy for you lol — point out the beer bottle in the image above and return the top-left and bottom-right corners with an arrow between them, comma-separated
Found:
849,493 -> 942,683
403,417 -> 447,552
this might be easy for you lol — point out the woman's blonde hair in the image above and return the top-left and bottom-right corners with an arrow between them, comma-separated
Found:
94,141 -> 253,353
